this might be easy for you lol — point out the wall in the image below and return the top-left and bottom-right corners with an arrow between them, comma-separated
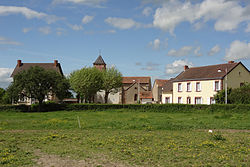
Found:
224,63 -> 250,89
162,92 -> 173,104
172,80 -> 220,105
123,83 -> 149,104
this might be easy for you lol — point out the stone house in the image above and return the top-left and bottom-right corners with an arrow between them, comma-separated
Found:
152,79 -> 169,103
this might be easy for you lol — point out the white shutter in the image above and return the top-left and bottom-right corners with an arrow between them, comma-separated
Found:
170,96 -> 172,103
181,97 -> 183,104
207,97 -> 210,105
190,83 -> 192,92
180,83 -> 182,91
218,80 -> 221,90
193,97 -> 196,104
200,82 -> 202,91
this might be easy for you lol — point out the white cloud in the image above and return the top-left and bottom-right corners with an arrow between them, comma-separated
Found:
82,15 -> 94,24
0,37 -> 21,45
141,62 -> 160,71
105,17 -> 141,30
56,28 -> 66,36
142,7 -> 153,16
165,59 -> 193,75
0,68 -> 13,88
38,27 -> 51,35
68,24 -> 83,31
0,6 -> 63,24
167,46 -> 193,57
225,40 -> 250,61
153,0 -> 250,33
208,45 -> 221,56
194,46 -> 202,57
52,0 -> 106,7
22,28 -> 32,33
149,38 -> 160,50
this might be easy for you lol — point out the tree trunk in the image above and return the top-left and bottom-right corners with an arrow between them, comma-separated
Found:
104,91 -> 109,104
38,99 -> 43,112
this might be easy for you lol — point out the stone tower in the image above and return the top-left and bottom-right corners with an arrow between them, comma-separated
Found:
93,55 -> 106,71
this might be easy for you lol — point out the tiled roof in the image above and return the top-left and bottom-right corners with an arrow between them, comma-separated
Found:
122,77 -> 151,84
140,91 -> 153,99
93,55 -> 106,65
173,62 -> 241,82
162,79 -> 174,92
11,62 -> 63,77
154,79 -> 169,87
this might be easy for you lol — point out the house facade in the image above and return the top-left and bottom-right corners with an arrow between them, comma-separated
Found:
161,79 -> 174,104
11,60 -> 64,105
171,61 -> 250,105
122,77 -> 152,104
152,79 -> 169,103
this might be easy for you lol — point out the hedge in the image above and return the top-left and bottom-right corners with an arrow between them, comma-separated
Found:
0,103 -> 249,113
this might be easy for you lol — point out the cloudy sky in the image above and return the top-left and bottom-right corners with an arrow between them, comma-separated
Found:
0,0 -> 250,88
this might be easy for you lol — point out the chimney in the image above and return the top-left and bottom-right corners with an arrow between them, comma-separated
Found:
17,60 -> 22,67
54,60 -> 58,67
184,65 -> 189,71
228,61 -> 234,64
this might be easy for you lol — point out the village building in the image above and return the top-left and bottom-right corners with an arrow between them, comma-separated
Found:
10,60 -> 64,105
161,61 -> 250,105
161,79 -> 174,104
152,79 -> 169,103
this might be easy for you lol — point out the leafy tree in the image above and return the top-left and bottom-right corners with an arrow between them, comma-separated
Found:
0,88 -> 5,104
69,67 -> 103,103
102,67 -> 122,103
228,83 -> 250,104
214,83 -> 250,104
214,88 -> 232,104
9,66 -> 70,110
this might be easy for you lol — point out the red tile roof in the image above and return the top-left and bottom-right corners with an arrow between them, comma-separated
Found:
122,77 -> 151,84
173,62 -> 243,82
11,61 -> 63,77
154,79 -> 169,87
140,91 -> 153,99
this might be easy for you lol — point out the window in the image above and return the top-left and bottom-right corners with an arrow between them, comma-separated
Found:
210,97 -> 215,104
187,97 -> 191,104
240,83 -> 244,87
187,83 -> 191,92
178,83 -> 182,92
134,94 -> 138,101
165,97 -> 170,104
196,82 -> 201,92
195,97 -> 202,104
215,81 -> 220,91
178,97 -> 182,104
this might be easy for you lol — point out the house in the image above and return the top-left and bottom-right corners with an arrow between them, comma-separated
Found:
122,77 -> 152,104
11,60 -> 64,105
171,61 -> 250,105
140,91 -> 153,104
161,79 -> 174,104
152,79 -> 169,103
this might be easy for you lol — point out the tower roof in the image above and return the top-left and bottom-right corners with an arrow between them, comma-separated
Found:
93,55 -> 106,65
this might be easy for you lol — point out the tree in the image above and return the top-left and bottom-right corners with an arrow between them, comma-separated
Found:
102,67 -> 122,103
9,66 -> 70,110
214,83 -> 250,104
0,88 -> 5,104
69,67 -> 103,103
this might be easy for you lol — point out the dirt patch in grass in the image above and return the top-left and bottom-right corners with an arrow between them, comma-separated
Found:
33,150 -> 131,167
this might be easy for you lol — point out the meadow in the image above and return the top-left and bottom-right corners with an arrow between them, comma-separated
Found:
0,109 -> 249,166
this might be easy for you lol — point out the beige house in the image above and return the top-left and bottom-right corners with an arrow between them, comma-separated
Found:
161,79 -> 174,104
121,77 -> 152,104
11,60 -> 64,105
171,61 -> 250,105
152,79 -> 169,103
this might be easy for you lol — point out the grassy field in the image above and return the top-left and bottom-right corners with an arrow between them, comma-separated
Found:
0,109 -> 249,166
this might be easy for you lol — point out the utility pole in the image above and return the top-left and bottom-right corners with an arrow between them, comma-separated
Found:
225,68 -> 228,104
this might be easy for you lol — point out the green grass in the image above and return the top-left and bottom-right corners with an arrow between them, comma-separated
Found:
0,109 -> 249,166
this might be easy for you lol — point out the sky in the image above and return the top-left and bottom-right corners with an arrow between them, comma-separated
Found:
0,0 -> 250,88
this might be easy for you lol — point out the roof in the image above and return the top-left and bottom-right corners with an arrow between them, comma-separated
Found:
162,79 -> 174,92
11,62 -> 63,77
93,55 -> 106,65
173,62 -> 242,82
154,79 -> 169,87
122,77 -> 151,84
140,91 -> 153,99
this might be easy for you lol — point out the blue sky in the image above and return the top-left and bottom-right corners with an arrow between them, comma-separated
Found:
0,0 -> 250,88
